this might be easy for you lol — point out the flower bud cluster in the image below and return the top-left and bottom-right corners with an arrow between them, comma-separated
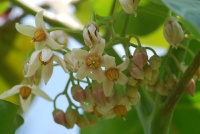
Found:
128,47 -> 161,89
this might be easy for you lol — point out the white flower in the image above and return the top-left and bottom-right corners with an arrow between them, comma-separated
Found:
0,84 -> 52,111
64,52 -> 80,72
103,55 -> 129,97
25,47 -> 66,84
72,41 -> 105,83
15,10 -> 63,50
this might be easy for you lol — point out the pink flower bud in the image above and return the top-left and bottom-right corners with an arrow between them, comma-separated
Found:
163,17 -> 184,49
92,83 -> 106,106
76,115 -> 90,128
85,86 -> 95,104
65,108 -> 78,128
149,55 -> 162,70
71,85 -> 86,103
185,79 -> 196,97
133,47 -> 148,69
52,109 -> 66,126
129,63 -> 144,79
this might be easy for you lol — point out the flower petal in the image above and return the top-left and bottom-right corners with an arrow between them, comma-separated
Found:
42,61 -> 53,84
25,51 -> 41,77
103,80 -> 114,97
45,34 -> 63,50
19,94 -> 32,111
35,10 -> 46,30
35,41 -> 46,50
91,40 -> 105,55
41,47 -> 53,62
0,85 -> 21,99
90,68 -> 105,83
103,55 -> 116,69
32,85 -> 52,101
72,48 -> 88,62
117,56 -> 129,71
15,23 -> 35,37
117,73 -> 128,85
76,65 -> 90,79
53,54 -> 67,72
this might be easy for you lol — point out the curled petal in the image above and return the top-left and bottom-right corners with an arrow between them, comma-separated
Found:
103,80 -> 114,97
91,40 -> 105,55
20,94 -> 32,111
76,65 -> 90,80
25,51 -> 41,77
42,61 -> 53,84
32,85 -> 52,101
35,10 -> 46,30
41,48 -> 53,62
90,68 -> 105,83
15,23 -> 35,37
117,56 -> 129,71
0,85 -> 22,99
53,54 -> 67,72
104,55 -> 116,69
46,35 -> 63,50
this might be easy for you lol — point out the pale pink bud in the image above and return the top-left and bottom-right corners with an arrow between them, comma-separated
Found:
52,109 -> 66,125
76,115 -> 90,128
71,85 -> 86,103
133,47 -> 148,69
149,55 -> 162,70
129,63 -> 144,79
163,17 -> 184,49
119,0 -> 140,15
185,79 -> 196,97
65,108 -> 78,128
64,52 -> 80,72
85,86 -> 95,104
92,83 -> 106,106
83,22 -> 101,49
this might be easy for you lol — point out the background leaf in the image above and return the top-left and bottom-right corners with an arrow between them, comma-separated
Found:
0,100 -> 24,134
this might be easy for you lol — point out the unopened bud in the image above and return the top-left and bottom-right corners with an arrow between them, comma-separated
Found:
92,83 -> 106,106
133,47 -> 148,69
93,106 -> 102,117
128,77 -> 138,87
129,63 -> 144,79
149,55 -> 162,70
119,0 -> 140,15
83,22 -> 101,49
65,108 -> 78,128
53,109 -> 66,125
185,79 -> 195,97
143,65 -> 153,81
163,17 -> 184,49
76,115 -> 91,128
71,85 -> 86,103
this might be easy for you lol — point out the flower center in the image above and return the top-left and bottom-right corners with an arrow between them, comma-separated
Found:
86,55 -> 101,69
19,86 -> 32,99
32,29 -> 46,42
114,105 -> 127,118
105,68 -> 119,82
39,53 -> 52,65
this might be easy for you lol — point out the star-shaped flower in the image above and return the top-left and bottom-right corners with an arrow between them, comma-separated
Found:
72,41 -> 105,83
0,84 -> 52,111
25,47 -> 66,84
15,10 -> 63,50
103,55 -> 129,97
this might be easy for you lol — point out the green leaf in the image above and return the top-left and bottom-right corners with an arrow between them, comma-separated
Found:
0,1 -> 10,15
113,1 -> 168,36
162,0 -> 200,38
0,100 -> 24,134
150,0 -> 164,5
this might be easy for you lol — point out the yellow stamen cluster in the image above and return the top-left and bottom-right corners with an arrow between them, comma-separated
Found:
105,68 -> 119,82
32,29 -> 46,42
39,53 -> 52,65
19,86 -> 32,99
86,55 -> 101,69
